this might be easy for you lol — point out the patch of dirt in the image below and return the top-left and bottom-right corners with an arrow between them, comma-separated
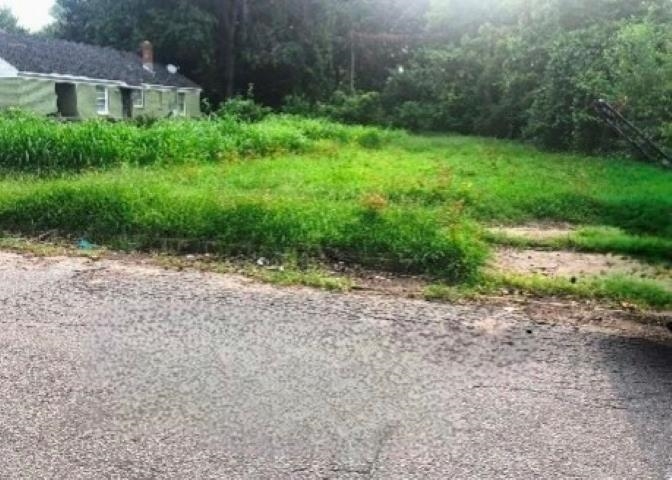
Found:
482,296 -> 672,339
333,263 -> 428,297
489,224 -> 575,241
492,247 -> 668,283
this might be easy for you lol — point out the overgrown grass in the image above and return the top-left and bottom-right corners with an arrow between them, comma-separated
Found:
493,274 -> 672,309
392,135 -> 672,238
0,110 -> 393,174
0,114 -> 670,294
0,151 -> 487,282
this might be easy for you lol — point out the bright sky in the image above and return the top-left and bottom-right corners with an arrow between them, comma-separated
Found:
1,0 -> 55,32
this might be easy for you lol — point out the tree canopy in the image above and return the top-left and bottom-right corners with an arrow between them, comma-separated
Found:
0,7 -> 26,34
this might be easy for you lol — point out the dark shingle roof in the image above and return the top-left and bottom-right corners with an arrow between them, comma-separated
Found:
0,31 -> 199,89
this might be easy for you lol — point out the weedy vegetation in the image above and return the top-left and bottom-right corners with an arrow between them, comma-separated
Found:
0,111 -> 670,307
426,275 -> 672,310
0,110 -> 390,174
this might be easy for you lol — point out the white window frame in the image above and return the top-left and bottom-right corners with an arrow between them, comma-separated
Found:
132,89 -> 145,109
95,86 -> 109,115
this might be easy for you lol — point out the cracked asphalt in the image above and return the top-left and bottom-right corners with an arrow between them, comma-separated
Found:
1,252 -> 671,479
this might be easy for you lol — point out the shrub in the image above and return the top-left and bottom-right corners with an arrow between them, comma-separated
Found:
282,94 -> 315,117
215,96 -> 272,123
320,91 -> 385,125
392,101 -> 444,132
356,130 -> 385,149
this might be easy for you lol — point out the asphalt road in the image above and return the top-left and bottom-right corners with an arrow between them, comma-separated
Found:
1,252 -> 671,479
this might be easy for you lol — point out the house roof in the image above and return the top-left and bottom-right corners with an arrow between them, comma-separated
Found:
0,31 -> 200,89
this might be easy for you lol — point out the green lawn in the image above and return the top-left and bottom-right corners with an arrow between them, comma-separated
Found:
394,135 -> 671,237
0,116 -> 670,305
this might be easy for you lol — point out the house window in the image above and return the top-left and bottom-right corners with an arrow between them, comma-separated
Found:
177,92 -> 186,115
132,89 -> 144,109
95,86 -> 109,115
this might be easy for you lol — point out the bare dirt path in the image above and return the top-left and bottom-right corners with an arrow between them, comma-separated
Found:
487,224 -> 672,291
1,252 -> 671,479
493,246 -> 671,283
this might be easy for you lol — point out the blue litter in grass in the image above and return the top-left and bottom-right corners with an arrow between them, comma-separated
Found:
78,239 -> 98,250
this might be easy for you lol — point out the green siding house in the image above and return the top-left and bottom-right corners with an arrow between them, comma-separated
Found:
0,33 -> 201,120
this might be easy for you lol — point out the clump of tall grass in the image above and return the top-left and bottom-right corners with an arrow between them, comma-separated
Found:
0,178 -> 487,281
0,110 -> 397,174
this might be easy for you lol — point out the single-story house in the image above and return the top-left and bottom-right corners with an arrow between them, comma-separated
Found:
0,31 -> 201,119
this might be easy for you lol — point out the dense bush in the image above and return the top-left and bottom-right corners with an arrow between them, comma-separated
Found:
280,2 -> 672,157
381,15 -> 672,155
283,91 -> 386,127
215,95 -> 272,123
0,110 -> 394,174
318,91 -> 385,126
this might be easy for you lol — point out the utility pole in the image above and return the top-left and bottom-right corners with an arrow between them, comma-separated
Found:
521,0 -> 532,24
349,30 -> 356,93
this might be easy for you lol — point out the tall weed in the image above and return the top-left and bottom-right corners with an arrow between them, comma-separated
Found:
0,110 -> 398,174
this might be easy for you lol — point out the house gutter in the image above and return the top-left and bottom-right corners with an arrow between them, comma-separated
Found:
17,72 -> 202,93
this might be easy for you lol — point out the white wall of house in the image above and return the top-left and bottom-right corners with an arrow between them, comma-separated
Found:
0,57 -> 18,78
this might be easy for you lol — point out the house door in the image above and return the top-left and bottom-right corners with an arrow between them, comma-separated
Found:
121,88 -> 133,119
55,83 -> 78,118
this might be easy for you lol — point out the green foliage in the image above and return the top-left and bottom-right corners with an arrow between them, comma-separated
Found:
376,13 -> 672,155
282,95 -> 315,117
0,7 -> 25,33
390,101 -> 442,132
380,47 -> 481,133
368,1 -> 672,155
318,91 -> 385,126
283,91 -> 387,128
425,274 -> 672,310
570,227 -> 672,262
524,26 -> 612,151
485,274 -> 672,310
0,125 -> 669,284
0,110 -> 393,174
388,134 -> 672,238
0,175 -> 486,282
215,93 -> 272,123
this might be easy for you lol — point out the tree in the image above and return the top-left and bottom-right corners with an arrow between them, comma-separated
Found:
52,0 -> 220,96
51,0 -> 432,104
0,7 -> 26,33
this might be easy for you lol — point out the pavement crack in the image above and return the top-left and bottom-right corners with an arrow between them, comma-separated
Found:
367,424 -> 397,478
330,466 -> 371,475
